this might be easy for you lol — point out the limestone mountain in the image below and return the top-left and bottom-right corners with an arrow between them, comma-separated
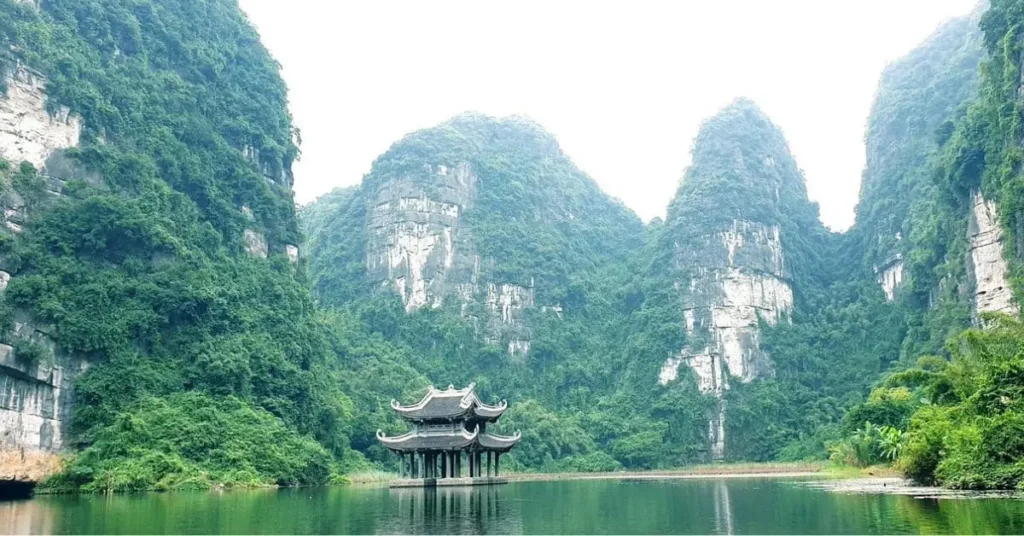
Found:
302,113 -> 644,359
0,0 -> 353,491
650,98 -> 831,459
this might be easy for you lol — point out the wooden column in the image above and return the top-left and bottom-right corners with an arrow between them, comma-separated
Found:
495,453 -> 500,477
441,452 -> 447,478
487,451 -> 492,477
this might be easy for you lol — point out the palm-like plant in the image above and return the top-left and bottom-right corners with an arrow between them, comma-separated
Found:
876,425 -> 906,462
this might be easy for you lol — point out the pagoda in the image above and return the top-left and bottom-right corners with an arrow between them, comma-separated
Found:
377,383 -> 521,486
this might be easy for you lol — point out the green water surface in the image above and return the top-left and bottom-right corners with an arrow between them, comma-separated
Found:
3,477 -> 1024,534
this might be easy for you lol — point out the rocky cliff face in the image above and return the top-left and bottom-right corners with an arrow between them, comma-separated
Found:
0,60 -> 85,466
853,12 -> 983,301
305,114 -> 643,358
366,162 -> 476,312
0,61 -> 81,171
657,99 -> 820,459
968,191 -> 1018,317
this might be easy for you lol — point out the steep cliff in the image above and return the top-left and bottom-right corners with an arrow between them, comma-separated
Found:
0,55 -> 87,465
0,0 -> 350,491
652,99 -> 827,459
854,12 -> 985,298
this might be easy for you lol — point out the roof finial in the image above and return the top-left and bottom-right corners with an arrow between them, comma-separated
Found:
448,384 -> 455,390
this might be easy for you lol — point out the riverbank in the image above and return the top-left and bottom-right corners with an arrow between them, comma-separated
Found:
349,461 -> 867,486
505,462 -> 830,482
806,477 -> 1024,499
329,461 -> 915,488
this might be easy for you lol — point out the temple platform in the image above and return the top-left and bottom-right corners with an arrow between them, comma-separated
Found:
389,476 -> 509,488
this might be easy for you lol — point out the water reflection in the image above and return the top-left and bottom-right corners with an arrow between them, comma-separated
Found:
713,480 -> 734,535
384,486 -> 523,534
0,498 -> 56,534
3,478 -> 1024,534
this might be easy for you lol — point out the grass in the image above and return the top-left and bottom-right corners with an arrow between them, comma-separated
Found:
821,464 -> 902,479
345,470 -> 399,485
504,461 -> 829,482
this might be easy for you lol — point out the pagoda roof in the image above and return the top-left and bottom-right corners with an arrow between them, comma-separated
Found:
376,426 -> 521,452
390,383 -> 508,422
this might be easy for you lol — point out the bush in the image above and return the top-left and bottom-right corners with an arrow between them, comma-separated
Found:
42,393 -> 334,493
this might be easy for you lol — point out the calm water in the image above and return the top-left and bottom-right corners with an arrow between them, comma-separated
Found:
3,477 -> 1024,534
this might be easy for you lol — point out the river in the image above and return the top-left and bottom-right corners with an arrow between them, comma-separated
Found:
3,477 -> 1024,534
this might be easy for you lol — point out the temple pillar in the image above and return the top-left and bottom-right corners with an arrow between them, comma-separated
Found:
441,452 -> 447,478
487,452 -> 492,477
495,453 -> 500,477
470,451 -> 475,477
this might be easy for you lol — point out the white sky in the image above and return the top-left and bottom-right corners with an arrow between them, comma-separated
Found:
240,0 -> 976,231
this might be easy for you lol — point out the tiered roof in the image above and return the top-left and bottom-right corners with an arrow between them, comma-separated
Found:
390,383 -> 508,422
377,383 -> 522,453
376,425 -> 522,452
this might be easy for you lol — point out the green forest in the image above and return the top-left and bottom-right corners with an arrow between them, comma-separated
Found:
2,0 -> 1024,494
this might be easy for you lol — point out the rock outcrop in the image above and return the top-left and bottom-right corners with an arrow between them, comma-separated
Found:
366,163 -> 477,312
362,158 -> 540,355
967,190 -> 1018,318
0,61 -> 81,171
657,99 -> 818,460
0,60 -> 84,469
875,252 -> 904,302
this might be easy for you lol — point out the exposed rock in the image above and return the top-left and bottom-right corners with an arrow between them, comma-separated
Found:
507,339 -> 530,359
243,228 -> 268,259
661,220 -> 793,389
366,163 -> 475,312
0,271 -> 9,292
486,283 -> 534,325
0,449 -> 61,486
875,253 -> 904,302
661,219 -> 794,460
285,244 -> 299,265
0,62 -> 81,170
967,190 -> 1018,318
241,144 -> 291,186
541,304 -> 563,320
484,282 -> 534,352
0,340 -> 86,458
362,160 -> 542,355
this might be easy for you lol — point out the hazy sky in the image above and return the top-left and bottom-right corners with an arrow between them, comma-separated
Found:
240,0 -> 975,231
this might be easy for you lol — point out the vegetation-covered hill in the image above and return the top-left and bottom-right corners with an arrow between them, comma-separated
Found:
0,0 -> 355,491
835,0 -> 1024,490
